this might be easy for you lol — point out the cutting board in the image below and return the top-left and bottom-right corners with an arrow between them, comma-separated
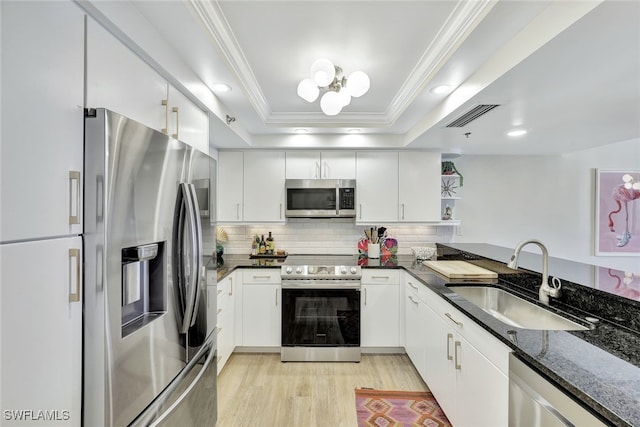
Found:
422,260 -> 498,279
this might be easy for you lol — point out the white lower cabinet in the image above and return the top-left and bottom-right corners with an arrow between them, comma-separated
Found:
403,280 -> 429,379
0,237 -> 82,426
216,271 -> 236,373
361,270 -> 401,347
422,286 -> 510,427
241,269 -> 281,347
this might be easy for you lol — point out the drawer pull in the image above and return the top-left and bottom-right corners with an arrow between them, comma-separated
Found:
445,312 -> 463,327
408,281 -> 418,290
253,275 -> 272,280
446,333 -> 453,361
455,341 -> 462,370
408,295 -> 419,305
217,308 -> 223,315
217,289 -> 223,295
371,276 -> 390,280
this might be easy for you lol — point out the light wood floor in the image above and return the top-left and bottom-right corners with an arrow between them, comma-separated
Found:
216,353 -> 428,427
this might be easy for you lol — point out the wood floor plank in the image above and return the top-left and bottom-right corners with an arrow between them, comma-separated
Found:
216,353 -> 427,427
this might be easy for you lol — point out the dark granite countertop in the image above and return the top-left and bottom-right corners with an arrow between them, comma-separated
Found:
209,246 -> 640,426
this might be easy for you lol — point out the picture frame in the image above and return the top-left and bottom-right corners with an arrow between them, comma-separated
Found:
595,169 -> 640,255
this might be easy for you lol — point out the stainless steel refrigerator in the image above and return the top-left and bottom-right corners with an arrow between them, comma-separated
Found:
83,109 -> 217,426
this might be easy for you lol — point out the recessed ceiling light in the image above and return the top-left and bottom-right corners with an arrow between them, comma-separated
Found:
347,129 -> 360,134
430,85 -> 452,95
507,129 -> 527,137
212,83 -> 231,93
294,128 -> 308,134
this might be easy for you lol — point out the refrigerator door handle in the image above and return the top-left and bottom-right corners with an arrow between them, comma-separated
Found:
174,183 -> 200,334
185,183 -> 203,328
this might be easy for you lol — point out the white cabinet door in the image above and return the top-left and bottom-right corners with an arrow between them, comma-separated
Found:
86,16 -> 167,132
286,151 -> 356,179
216,273 -> 236,373
422,303 -> 458,424
404,285 -> 427,377
285,151 -> 322,179
320,151 -> 356,179
361,284 -> 400,347
167,85 -> 209,154
1,1 -> 84,242
242,284 -> 281,346
1,237 -> 82,426
356,152 -> 399,223
243,151 -> 286,222
455,335 -> 509,427
218,152 -> 244,222
398,152 -> 441,222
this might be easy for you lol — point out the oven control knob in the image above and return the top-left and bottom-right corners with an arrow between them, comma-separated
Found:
295,267 -> 303,274
350,267 -> 358,274
340,267 -> 347,275
285,267 -> 292,274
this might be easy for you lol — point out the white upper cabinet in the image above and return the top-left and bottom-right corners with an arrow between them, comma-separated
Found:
86,16 -> 167,132
86,18 -> 209,153
286,151 -> 356,179
218,151 -> 244,222
356,152 -> 399,223
243,151 -> 286,222
398,152 -> 441,222
166,85 -> 209,155
0,0 -> 84,242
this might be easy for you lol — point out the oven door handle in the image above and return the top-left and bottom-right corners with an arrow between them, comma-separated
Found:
281,280 -> 361,290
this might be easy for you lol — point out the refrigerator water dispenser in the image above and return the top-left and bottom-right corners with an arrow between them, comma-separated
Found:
121,242 -> 165,336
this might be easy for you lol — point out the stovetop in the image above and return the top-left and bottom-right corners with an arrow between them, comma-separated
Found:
280,254 -> 361,279
283,254 -> 359,266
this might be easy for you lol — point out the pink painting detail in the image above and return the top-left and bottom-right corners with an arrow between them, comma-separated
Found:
598,171 -> 640,254
597,267 -> 640,301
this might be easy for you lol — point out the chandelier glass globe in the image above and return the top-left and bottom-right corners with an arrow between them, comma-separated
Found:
310,58 -> 336,87
346,71 -> 370,97
297,78 -> 319,102
320,91 -> 342,116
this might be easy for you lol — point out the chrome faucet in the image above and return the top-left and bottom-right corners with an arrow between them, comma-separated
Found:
507,239 -> 561,304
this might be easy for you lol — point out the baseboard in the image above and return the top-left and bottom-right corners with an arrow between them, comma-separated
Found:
232,346 -> 406,355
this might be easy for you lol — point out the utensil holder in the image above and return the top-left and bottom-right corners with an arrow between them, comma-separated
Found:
368,243 -> 380,259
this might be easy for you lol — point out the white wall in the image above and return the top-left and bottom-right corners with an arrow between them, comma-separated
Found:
455,138 -> 640,271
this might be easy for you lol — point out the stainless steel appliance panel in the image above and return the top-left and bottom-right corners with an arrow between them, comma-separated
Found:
285,179 -> 356,218
509,354 -> 608,427
84,109 -> 212,427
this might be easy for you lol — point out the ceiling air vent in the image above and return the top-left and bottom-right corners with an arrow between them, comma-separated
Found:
445,104 -> 501,128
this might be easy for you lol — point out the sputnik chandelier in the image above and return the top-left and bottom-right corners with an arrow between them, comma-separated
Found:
297,58 -> 370,116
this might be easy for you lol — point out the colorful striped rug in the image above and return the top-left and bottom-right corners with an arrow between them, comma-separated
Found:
355,388 -> 452,427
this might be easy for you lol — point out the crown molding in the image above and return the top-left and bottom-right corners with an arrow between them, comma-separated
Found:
189,0 -> 496,127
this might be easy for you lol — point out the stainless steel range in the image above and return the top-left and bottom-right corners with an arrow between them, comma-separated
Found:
280,256 -> 362,362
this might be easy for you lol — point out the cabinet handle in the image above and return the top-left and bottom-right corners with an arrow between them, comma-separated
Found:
408,295 -> 419,305
402,203 -> 405,220
408,281 -> 418,290
359,204 -> 362,220
455,340 -> 462,370
217,308 -> 223,315
323,161 -> 328,178
68,248 -> 81,303
253,275 -> 271,280
217,327 -> 223,335
364,288 -> 367,306
280,203 -> 283,219
229,277 -> 233,296
445,312 -> 463,327
372,275 -> 389,280
161,99 -> 169,134
217,289 -> 223,295
315,161 -> 320,179
275,288 -> 278,306
236,203 -> 240,220
446,333 -> 453,360
171,106 -> 179,139
69,171 -> 81,225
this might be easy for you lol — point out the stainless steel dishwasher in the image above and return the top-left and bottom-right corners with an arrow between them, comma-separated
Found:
509,354 -> 608,426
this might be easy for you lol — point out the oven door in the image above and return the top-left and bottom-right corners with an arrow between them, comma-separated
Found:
281,286 -> 360,348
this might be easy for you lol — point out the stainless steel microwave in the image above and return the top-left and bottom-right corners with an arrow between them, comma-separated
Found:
285,179 -> 356,218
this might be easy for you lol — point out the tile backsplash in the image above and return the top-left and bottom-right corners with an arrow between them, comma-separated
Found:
214,218 -> 455,256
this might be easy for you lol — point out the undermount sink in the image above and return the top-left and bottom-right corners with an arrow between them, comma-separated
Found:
449,286 -> 589,331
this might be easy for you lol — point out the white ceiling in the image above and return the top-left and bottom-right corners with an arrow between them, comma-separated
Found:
131,0 -> 640,155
